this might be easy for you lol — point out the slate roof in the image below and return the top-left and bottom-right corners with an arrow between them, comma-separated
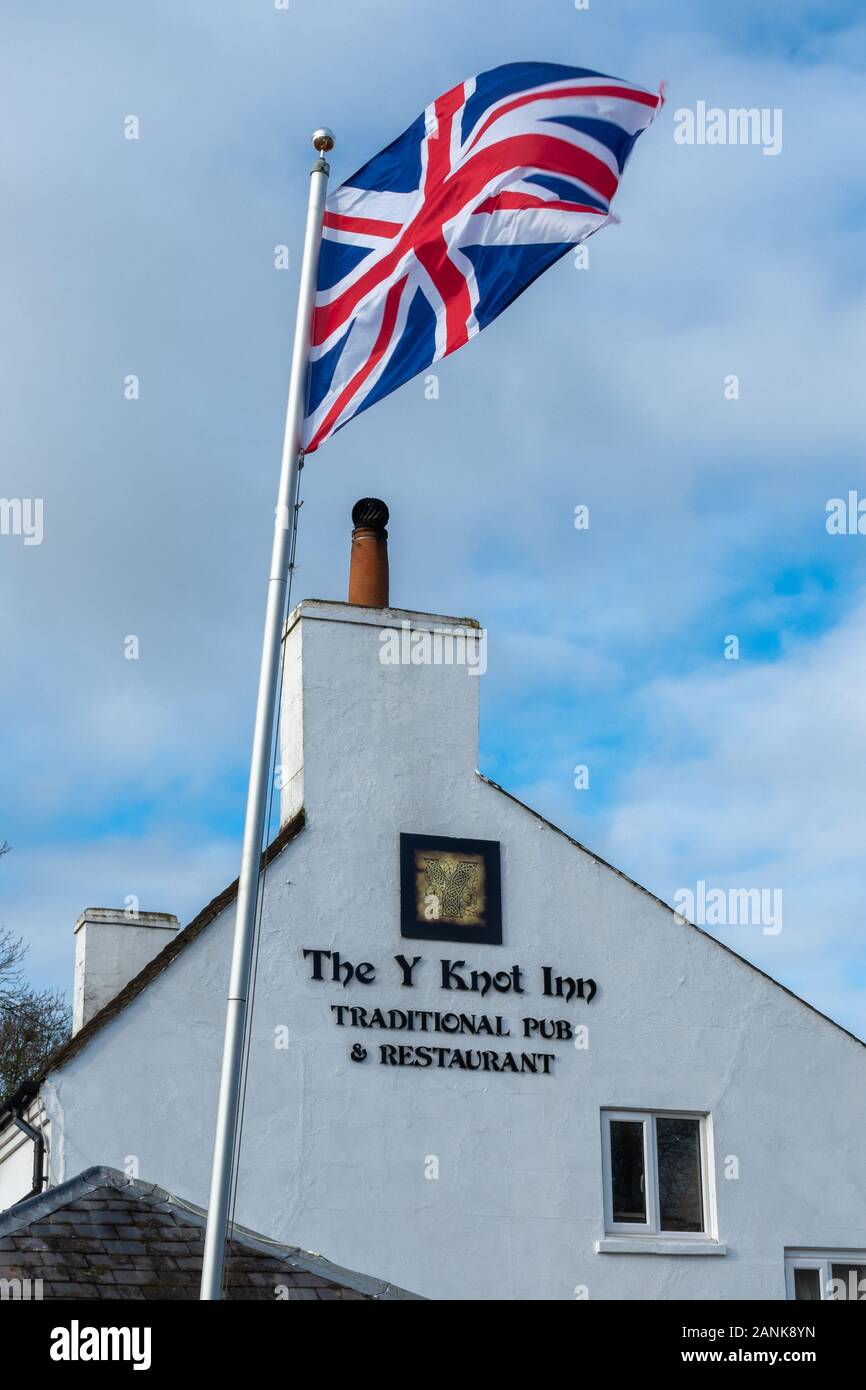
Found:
0,1165 -> 421,1300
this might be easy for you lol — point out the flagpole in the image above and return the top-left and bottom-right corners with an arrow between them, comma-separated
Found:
200,128 -> 334,1302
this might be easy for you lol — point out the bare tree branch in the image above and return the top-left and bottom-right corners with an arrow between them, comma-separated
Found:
0,843 -> 71,1103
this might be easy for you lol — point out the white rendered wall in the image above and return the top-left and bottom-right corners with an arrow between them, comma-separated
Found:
0,1103 -> 50,1211
0,1126 -> 37,1211
29,601 -> 866,1299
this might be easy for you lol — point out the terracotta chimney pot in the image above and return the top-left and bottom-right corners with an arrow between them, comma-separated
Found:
348,498 -> 389,607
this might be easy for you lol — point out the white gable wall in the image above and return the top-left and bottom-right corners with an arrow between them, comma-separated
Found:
28,602 -> 866,1299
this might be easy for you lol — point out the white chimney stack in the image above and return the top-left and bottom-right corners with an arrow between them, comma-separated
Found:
72,909 -> 179,1034
278,600 -> 483,828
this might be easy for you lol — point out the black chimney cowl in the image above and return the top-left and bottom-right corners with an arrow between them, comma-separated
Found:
351,497 -> 389,536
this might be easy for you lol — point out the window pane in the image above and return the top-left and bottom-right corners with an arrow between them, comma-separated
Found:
793,1267 -> 822,1301
656,1116 -> 703,1232
610,1120 -> 646,1223
830,1265 -> 866,1301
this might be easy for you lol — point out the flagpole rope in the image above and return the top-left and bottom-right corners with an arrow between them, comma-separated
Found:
222,457 -> 306,1292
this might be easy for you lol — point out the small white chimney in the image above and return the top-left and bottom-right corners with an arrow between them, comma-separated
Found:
72,909 -> 179,1034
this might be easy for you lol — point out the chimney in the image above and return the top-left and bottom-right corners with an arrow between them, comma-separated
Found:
277,497 -> 484,823
72,909 -> 179,1034
348,498 -> 389,607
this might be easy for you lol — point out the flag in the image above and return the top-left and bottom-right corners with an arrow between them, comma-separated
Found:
302,61 -> 661,454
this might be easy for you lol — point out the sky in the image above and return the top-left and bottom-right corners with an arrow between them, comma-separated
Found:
3,0 -> 866,1037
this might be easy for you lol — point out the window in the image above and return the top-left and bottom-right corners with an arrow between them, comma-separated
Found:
602,1110 -> 713,1239
785,1251 -> 866,1301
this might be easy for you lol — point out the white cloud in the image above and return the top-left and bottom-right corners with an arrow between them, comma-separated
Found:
3,830 -> 240,991
598,595 -> 866,1036
3,0 -> 866,1041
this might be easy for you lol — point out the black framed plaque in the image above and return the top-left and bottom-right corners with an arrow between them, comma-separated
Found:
400,832 -> 502,945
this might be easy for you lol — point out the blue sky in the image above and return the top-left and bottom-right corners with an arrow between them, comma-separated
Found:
4,0 -> 866,1037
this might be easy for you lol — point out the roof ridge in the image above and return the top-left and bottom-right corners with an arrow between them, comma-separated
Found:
478,772 -> 866,1052
0,1161 -> 423,1298
12,774 -> 863,1110
0,1164 -> 122,1230
27,810 -> 305,1085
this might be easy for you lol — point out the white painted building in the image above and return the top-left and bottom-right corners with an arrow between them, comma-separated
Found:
2,534 -> 866,1301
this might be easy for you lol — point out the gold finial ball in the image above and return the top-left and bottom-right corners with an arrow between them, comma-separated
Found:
312,128 -> 336,153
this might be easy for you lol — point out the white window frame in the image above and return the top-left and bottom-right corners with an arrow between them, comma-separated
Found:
785,1249 -> 866,1302
601,1108 -> 716,1241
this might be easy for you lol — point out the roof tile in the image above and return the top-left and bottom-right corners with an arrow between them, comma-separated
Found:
0,1165 -> 419,1301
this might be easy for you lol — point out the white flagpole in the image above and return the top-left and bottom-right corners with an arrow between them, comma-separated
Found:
200,129 -> 334,1301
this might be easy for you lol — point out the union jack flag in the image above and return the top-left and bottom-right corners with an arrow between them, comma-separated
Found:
302,61 -> 661,454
